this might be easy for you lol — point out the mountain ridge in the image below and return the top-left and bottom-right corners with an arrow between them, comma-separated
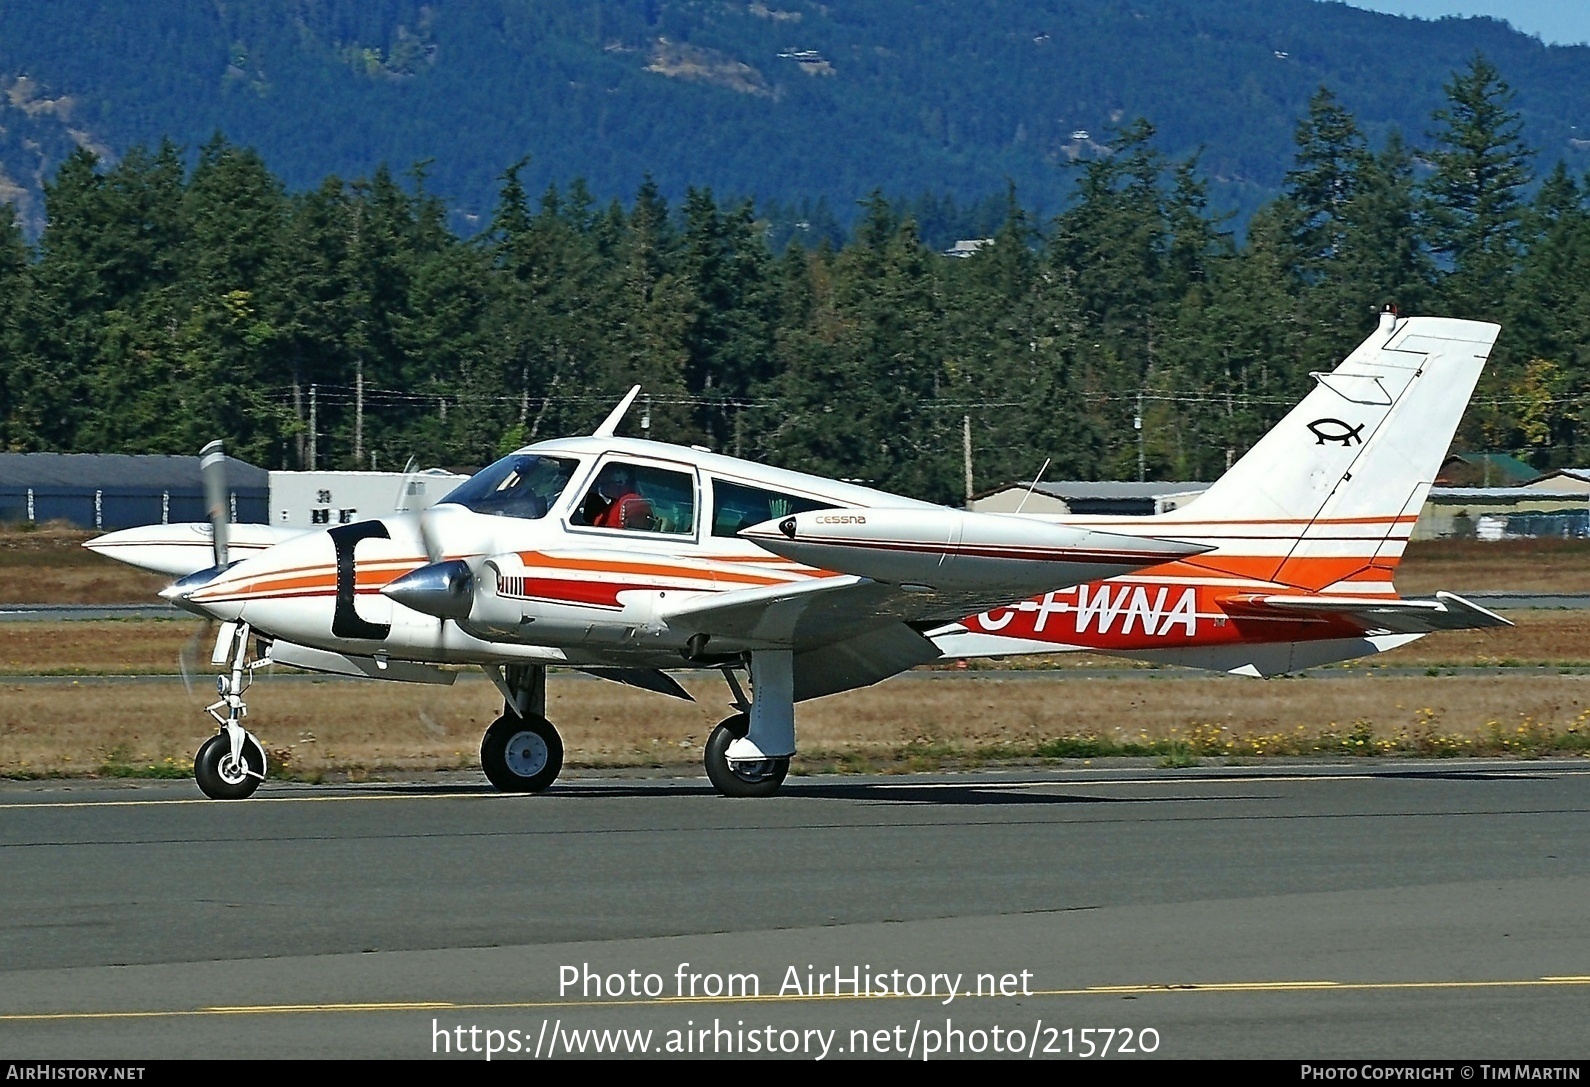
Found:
0,1 -> 1586,234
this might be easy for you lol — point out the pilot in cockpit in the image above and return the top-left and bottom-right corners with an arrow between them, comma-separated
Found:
584,464 -> 654,530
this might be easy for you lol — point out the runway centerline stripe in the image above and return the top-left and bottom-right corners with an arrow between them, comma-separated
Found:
6,976 -> 1590,1022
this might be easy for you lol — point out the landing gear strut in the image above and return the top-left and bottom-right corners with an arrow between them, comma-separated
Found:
482,663 -> 563,793
195,621 -> 269,800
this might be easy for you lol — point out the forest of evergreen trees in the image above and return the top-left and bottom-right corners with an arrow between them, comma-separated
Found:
0,55 -> 1585,505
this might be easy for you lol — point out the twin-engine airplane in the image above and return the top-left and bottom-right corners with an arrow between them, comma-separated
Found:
89,312 -> 1510,799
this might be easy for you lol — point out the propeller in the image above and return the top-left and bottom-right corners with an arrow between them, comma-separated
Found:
200,439 -> 230,569
417,505 -> 445,564
176,439 -> 233,695
177,619 -> 216,698
394,455 -> 421,515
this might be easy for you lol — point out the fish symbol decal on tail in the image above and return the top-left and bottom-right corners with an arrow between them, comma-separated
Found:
1306,418 -> 1365,446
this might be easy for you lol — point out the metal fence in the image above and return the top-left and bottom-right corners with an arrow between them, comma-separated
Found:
0,487 -> 267,530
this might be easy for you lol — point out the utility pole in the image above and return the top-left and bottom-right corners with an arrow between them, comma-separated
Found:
355,357 -> 364,468
309,384 -> 318,471
962,414 -> 974,504
351,188 -> 366,469
292,373 -> 304,468
1135,392 -> 1145,483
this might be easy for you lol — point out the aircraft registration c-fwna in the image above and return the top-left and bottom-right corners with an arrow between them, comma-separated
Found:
88,311 -> 1510,799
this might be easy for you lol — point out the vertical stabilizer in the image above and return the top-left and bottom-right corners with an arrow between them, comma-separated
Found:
1162,313 -> 1500,590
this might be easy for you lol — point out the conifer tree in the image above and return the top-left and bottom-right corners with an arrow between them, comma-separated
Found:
1426,53 -> 1533,319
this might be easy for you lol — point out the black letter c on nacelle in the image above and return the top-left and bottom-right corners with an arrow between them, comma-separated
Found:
329,521 -> 392,641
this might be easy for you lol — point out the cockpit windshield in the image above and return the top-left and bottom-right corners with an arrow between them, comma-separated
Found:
440,454 -> 579,519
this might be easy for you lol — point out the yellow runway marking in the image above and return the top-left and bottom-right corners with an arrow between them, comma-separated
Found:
0,791 -> 507,811
5,976 -> 1590,1022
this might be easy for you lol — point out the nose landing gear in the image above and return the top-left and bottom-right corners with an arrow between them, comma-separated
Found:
194,621 -> 269,800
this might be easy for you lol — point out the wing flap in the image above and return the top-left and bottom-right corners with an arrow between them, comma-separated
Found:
794,624 -> 940,701
658,575 -> 916,650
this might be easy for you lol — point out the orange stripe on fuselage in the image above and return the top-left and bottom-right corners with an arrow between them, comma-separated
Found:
515,551 -> 808,587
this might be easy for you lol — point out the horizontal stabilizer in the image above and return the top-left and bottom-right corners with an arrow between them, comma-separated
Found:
1223,590 -> 1513,634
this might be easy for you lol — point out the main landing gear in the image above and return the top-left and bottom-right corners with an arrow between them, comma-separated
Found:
474,657 -> 796,798
194,621 -> 269,800
702,656 -> 794,799
704,712 -> 789,798
481,664 -> 564,793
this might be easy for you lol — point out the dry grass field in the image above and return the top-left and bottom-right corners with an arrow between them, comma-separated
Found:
0,524 -> 169,604
1396,538 -> 1590,595
1,670 -> 1585,779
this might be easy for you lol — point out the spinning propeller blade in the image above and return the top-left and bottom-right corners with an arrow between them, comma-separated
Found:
199,439 -> 230,569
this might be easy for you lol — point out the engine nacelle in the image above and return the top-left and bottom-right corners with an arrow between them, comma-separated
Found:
449,551 -> 672,645
739,507 -> 1209,597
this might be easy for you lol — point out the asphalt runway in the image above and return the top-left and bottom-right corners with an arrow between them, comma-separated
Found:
3,763 -> 1590,1060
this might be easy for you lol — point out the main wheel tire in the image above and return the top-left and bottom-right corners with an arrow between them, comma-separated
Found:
704,713 -> 790,798
194,733 -> 265,800
481,713 -> 563,793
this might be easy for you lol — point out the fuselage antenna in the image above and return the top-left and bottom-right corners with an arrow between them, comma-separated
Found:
593,386 -> 643,438
1013,457 -> 1052,514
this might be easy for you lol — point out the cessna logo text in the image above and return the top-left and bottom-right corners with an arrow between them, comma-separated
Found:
816,514 -> 867,525
975,585 -> 1199,638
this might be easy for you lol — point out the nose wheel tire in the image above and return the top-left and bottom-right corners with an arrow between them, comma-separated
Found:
704,713 -> 790,798
481,713 -> 564,793
194,733 -> 266,800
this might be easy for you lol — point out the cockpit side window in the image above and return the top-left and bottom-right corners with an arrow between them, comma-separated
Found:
709,479 -> 835,537
440,454 -> 580,519
570,461 -> 696,535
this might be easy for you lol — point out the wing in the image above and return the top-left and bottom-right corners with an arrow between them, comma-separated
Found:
673,505 -> 1212,650
657,571 -> 1132,651
662,508 -> 1211,700
659,574 -> 908,650
1222,590 -> 1512,634
656,577 -> 949,700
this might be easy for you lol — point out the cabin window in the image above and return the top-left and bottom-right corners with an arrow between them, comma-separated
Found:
709,479 -> 834,538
